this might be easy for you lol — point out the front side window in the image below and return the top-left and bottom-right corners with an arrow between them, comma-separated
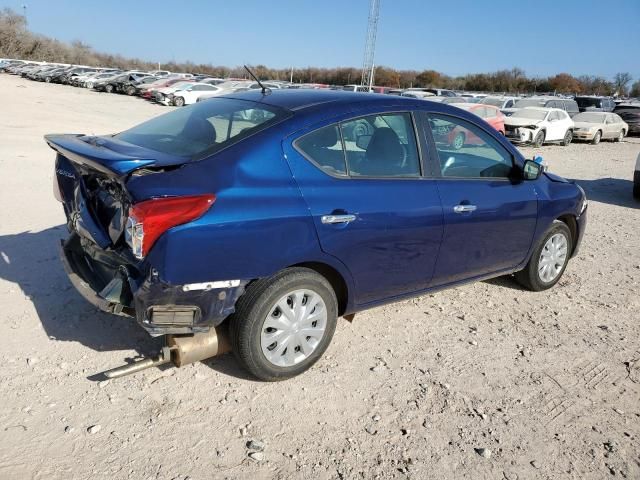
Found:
428,114 -> 513,179
341,113 -> 420,177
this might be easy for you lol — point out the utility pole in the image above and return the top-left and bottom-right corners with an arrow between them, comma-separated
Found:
22,4 -> 28,24
361,0 -> 380,88
290,66 -> 293,83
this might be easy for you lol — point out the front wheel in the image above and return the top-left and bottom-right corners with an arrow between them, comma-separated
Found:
105,84 -> 114,93
562,129 -> 573,146
229,268 -> 338,381
616,130 -> 625,142
591,130 -> 601,145
515,220 -> 572,291
533,130 -> 545,148
173,96 -> 185,107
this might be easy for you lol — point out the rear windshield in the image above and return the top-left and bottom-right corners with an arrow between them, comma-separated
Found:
575,97 -> 602,108
115,98 -> 289,159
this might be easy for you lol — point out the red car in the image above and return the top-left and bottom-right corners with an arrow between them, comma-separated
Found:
140,77 -> 191,99
433,103 -> 506,150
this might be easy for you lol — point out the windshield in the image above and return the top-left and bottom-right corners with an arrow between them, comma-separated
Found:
115,98 -> 289,159
511,109 -> 548,120
481,97 -> 505,107
573,112 -> 606,123
514,99 -> 546,108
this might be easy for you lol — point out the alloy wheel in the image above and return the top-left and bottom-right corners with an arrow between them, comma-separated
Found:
260,289 -> 327,367
538,233 -> 568,283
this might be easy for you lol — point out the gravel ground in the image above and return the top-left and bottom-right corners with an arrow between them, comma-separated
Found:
0,74 -> 639,480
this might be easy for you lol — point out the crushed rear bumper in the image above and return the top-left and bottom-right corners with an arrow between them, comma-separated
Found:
59,233 -> 246,336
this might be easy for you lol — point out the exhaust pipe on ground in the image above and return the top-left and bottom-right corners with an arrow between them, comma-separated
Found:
102,326 -> 231,379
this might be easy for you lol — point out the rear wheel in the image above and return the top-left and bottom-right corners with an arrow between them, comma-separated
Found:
45,76 -> 51,83
515,220 -> 572,291
533,130 -> 545,147
591,130 -> 601,145
229,268 -> 338,381
562,129 -> 573,146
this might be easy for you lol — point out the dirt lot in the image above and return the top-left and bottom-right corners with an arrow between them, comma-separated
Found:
0,73 -> 639,480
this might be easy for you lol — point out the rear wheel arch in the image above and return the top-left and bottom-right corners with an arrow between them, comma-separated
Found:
291,262 -> 349,316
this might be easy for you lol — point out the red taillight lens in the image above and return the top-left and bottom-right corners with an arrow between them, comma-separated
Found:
127,194 -> 215,259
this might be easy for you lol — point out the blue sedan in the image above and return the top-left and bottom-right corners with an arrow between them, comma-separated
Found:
47,89 -> 587,380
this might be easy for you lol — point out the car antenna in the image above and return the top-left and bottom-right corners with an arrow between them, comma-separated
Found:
244,65 -> 271,95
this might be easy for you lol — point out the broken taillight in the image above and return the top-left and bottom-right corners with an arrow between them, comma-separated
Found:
125,194 -> 215,259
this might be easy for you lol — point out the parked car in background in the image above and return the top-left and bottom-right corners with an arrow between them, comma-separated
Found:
574,96 -> 616,113
571,112 -> 627,144
451,103 -> 506,134
84,72 -> 120,89
503,97 -> 579,118
170,83 -> 222,106
115,75 -> 158,95
153,81 -> 198,104
504,107 -> 574,147
343,84 -> 374,92
481,96 -> 519,112
613,103 -> 640,135
48,90 -> 586,380
400,90 -> 436,99
139,77 -> 191,98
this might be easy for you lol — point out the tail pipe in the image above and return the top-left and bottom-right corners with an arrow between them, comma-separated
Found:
102,326 -> 231,379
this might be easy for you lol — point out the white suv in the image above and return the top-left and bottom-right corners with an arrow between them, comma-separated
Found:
504,107 -> 574,147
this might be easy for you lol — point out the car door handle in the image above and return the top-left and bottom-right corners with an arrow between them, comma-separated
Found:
453,204 -> 477,213
321,214 -> 357,224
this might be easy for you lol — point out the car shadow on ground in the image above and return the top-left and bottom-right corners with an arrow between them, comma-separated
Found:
571,177 -> 639,209
0,226 -> 256,381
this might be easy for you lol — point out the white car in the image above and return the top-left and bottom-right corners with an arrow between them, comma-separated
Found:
152,81 -> 198,104
504,107 -> 574,147
169,83 -> 222,106
572,112 -> 628,144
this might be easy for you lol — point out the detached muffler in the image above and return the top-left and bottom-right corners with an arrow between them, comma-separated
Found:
102,326 -> 231,379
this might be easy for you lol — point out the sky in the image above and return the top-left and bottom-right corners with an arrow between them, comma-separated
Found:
3,0 -> 640,80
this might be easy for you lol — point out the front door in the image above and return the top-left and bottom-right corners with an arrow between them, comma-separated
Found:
283,111 -> 444,305
425,113 -> 538,286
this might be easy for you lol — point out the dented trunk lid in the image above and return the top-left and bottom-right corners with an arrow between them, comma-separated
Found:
46,134 -> 188,248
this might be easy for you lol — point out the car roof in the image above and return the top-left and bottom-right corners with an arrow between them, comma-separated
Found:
224,88 -> 428,112
523,106 -> 562,112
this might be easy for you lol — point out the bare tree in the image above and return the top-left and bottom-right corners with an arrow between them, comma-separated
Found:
613,72 -> 632,96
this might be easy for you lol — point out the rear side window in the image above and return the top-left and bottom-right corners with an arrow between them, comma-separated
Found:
116,98 -> 288,159
341,113 -> 420,177
295,125 -> 347,176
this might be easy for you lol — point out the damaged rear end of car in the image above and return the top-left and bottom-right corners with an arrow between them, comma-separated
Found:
48,133 -> 246,336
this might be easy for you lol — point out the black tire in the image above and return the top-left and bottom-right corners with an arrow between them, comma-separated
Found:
174,96 -> 185,107
591,130 -> 601,145
515,220 -> 572,291
634,173 -> 640,200
562,129 -> 573,146
126,86 -> 136,96
105,84 -> 114,93
45,76 -> 51,83
451,132 -> 465,150
616,130 -> 625,142
533,130 -> 545,148
228,267 -> 338,381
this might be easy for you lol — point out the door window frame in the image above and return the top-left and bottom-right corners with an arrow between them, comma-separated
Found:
419,111 -> 518,182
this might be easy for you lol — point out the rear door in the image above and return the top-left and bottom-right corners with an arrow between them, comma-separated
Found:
283,111 -> 444,305
423,112 -> 538,285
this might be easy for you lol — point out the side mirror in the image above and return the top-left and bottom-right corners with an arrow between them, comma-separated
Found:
522,160 -> 542,180
355,134 -> 372,150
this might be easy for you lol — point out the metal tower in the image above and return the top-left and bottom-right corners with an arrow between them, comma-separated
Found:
361,0 -> 381,88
